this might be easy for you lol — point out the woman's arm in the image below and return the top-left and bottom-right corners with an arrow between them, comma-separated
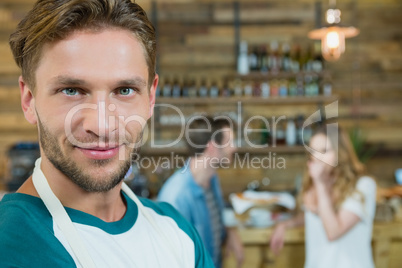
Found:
309,158 -> 362,241
269,212 -> 305,255
224,227 -> 245,268
315,182 -> 361,241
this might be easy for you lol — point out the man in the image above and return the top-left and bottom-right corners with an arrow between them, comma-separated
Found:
0,0 -> 213,267
158,116 -> 244,268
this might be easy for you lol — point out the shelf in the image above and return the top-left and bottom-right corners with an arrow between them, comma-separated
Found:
139,146 -> 306,155
236,146 -> 306,154
155,95 -> 338,106
227,71 -> 330,80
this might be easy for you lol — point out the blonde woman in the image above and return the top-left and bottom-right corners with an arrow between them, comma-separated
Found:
269,126 -> 376,268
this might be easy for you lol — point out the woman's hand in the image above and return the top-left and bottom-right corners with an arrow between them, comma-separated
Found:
269,223 -> 286,256
225,228 -> 244,268
308,159 -> 332,185
269,213 -> 305,255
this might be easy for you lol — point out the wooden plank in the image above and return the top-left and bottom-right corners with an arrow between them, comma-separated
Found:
0,113 -> 35,131
154,96 -> 338,105
159,52 -> 234,67
0,87 -> 20,104
213,4 -> 315,24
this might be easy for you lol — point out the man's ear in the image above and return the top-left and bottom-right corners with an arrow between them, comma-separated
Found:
148,74 -> 159,118
19,76 -> 37,125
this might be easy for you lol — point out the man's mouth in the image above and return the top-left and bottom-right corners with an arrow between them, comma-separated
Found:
76,145 -> 122,160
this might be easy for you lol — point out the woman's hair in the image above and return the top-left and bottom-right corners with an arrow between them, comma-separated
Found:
9,0 -> 156,90
300,125 -> 366,210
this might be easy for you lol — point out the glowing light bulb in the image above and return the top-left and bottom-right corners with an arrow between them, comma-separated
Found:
326,31 -> 340,49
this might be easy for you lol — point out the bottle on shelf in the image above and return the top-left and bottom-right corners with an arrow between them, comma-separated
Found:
244,81 -> 253,97
259,45 -> 269,73
268,40 -> 281,73
295,114 -> 313,145
162,76 -> 172,97
253,82 -> 261,97
188,78 -> 197,98
221,79 -> 232,97
260,119 -> 270,146
312,41 -> 324,72
286,117 -> 297,146
310,75 -> 320,96
198,77 -> 208,97
288,78 -> 297,97
172,76 -> 182,98
248,45 -> 259,71
303,44 -> 314,72
304,75 -> 313,96
182,77 -> 190,97
270,79 -> 280,97
322,75 -> 333,96
275,119 -> 286,146
279,79 -> 288,97
260,81 -> 270,98
296,74 -> 304,96
237,41 -> 250,75
290,44 -> 301,73
281,43 -> 292,72
209,79 -> 220,98
233,79 -> 243,97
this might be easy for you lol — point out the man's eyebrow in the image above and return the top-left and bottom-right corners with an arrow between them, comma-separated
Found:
117,78 -> 147,89
50,76 -> 88,86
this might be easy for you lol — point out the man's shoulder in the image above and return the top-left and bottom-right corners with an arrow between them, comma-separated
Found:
138,197 -> 215,268
157,168 -> 195,200
0,193 -> 50,237
163,168 -> 192,187
0,193 -> 75,267
139,197 -> 196,240
139,197 -> 179,216
0,193 -> 51,225
139,197 -> 192,226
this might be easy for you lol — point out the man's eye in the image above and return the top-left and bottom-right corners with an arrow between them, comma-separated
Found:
118,87 -> 136,96
61,88 -> 79,96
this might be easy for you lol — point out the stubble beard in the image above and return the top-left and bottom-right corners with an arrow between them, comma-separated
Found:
37,117 -> 142,193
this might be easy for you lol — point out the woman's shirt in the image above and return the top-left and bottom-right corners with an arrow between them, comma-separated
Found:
304,176 -> 377,268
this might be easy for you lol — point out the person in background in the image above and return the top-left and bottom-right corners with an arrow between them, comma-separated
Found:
158,116 -> 245,268
0,0 -> 214,267
269,125 -> 377,268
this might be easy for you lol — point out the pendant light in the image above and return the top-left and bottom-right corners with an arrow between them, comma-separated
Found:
308,0 -> 359,61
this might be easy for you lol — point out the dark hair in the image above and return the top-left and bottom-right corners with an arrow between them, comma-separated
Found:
9,0 -> 156,89
185,116 -> 233,156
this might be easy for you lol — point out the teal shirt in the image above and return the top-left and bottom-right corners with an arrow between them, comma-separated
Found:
0,192 -> 214,267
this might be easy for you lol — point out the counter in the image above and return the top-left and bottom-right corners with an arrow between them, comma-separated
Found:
223,221 -> 402,268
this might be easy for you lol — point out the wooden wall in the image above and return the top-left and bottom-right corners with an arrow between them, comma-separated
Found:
0,0 -> 401,194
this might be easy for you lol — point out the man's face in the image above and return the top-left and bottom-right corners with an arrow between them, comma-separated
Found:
216,127 -> 236,164
23,29 -> 157,192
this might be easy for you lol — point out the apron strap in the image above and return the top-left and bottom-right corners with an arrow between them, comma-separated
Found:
32,158 -> 96,268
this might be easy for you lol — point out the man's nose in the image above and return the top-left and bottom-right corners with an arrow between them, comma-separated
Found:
81,100 -> 118,138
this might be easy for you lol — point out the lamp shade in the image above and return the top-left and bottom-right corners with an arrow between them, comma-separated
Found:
308,26 -> 359,61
